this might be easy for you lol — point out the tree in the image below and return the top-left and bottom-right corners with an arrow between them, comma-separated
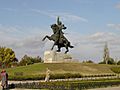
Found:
86,60 -> 94,63
19,55 -> 29,66
117,60 -> 120,65
34,56 -> 42,63
108,58 -> 115,65
83,60 -> 94,63
99,57 -> 115,65
0,47 -> 17,68
19,55 -> 42,66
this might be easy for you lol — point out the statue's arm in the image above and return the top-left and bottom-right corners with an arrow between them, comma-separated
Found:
62,24 -> 67,29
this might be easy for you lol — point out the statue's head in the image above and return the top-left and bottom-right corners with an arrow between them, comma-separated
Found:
51,24 -> 57,28
58,21 -> 62,25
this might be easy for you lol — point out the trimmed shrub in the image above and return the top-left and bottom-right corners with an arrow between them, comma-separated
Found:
14,79 -> 120,90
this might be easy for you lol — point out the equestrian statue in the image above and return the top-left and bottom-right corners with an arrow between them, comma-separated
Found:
42,17 -> 74,53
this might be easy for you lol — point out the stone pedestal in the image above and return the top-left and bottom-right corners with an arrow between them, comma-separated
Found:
44,50 -> 73,63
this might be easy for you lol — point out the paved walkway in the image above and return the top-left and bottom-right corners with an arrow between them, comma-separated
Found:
7,76 -> 118,84
0,76 -> 119,90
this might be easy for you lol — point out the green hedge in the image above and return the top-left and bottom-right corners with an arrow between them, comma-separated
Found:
8,74 -> 45,80
8,73 -> 116,80
8,73 -> 82,80
14,79 -> 120,90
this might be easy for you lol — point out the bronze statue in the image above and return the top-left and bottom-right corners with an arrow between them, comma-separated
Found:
42,17 -> 74,53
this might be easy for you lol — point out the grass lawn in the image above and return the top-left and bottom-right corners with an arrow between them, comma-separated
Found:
1,63 -> 119,80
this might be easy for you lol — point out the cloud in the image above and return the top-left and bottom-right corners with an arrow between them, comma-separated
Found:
10,36 -> 45,49
115,3 -> 120,9
1,24 -> 120,62
31,9 -> 88,22
70,31 -> 120,61
0,25 -> 21,45
0,24 -> 22,34
89,32 -> 116,41
1,8 -> 16,12
87,32 -> 120,50
9,35 -> 46,59
0,25 -> 48,60
107,23 -> 120,30
71,32 -> 116,47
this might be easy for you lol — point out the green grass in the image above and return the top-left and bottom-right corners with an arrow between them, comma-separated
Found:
1,63 -> 119,80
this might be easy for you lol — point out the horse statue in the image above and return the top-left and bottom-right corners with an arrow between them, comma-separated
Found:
42,17 -> 74,53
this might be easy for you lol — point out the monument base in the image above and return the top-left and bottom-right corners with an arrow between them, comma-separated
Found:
44,50 -> 73,63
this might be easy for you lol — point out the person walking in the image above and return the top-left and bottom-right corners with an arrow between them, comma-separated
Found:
0,69 -> 9,90
45,68 -> 50,82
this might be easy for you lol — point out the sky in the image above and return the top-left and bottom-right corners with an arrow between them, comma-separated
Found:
0,0 -> 120,62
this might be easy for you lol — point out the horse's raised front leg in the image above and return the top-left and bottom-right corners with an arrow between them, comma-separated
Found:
42,36 -> 47,41
42,35 -> 51,41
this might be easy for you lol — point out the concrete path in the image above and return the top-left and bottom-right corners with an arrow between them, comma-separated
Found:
0,76 -> 119,90
7,76 -> 118,84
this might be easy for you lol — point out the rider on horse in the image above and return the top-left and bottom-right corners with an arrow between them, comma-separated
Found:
42,16 -> 73,53
55,17 -> 68,45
